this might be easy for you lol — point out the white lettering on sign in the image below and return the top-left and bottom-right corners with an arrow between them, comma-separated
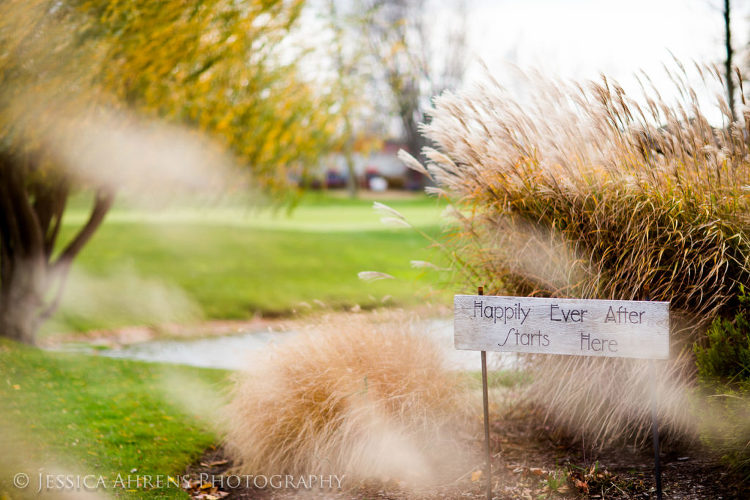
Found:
454,295 -> 669,359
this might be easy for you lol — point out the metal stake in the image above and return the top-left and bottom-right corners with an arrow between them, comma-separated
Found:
478,286 -> 492,500
650,360 -> 663,500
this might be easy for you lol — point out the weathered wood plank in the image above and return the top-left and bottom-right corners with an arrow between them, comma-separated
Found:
454,295 -> 669,359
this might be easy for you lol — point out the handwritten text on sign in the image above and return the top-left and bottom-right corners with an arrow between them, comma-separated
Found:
454,295 -> 669,359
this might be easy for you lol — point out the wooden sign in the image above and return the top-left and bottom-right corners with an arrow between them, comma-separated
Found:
454,295 -> 669,359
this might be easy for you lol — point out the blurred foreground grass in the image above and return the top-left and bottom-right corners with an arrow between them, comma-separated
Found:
45,192 -> 450,336
0,339 -> 231,499
0,338 -> 532,499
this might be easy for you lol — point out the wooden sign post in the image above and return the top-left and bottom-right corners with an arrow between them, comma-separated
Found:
455,293 -> 669,499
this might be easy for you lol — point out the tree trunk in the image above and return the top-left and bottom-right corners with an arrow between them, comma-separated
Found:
0,264 -> 45,344
724,0 -> 736,121
343,114 -> 359,198
0,151 -> 114,344
345,150 -> 358,198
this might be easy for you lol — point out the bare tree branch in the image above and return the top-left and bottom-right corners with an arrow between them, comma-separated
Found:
53,188 -> 114,268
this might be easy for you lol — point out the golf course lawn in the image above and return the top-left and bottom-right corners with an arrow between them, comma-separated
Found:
45,192 -> 453,336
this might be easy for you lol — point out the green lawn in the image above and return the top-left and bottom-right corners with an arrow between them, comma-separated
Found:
0,193 -> 454,498
0,339 -> 231,498
45,193 -> 452,335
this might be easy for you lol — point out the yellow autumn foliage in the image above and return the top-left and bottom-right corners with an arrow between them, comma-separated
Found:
1,0 -> 344,195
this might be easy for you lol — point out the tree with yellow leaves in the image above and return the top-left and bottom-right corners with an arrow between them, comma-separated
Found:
0,0 -> 342,343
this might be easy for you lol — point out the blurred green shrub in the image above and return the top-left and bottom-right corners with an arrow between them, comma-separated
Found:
695,285 -> 750,383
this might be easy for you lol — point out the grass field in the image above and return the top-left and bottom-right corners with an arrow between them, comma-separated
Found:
45,192 -> 451,335
0,192 -> 455,498
0,339 -> 529,499
0,339 -> 231,498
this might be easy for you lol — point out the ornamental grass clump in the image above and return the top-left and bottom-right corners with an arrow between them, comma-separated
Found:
224,314 -> 470,487
404,63 -> 750,447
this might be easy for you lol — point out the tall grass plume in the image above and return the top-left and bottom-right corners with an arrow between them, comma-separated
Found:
406,63 -> 750,447
223,314 -> 472,489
